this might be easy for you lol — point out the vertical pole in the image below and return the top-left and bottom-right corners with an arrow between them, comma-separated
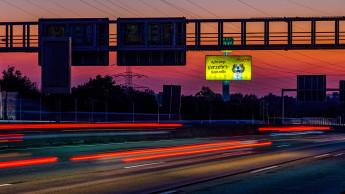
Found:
169,85 -> 172,120
3,93 -> 7,120
172,23 -> 176,48
55,95 -> 61,123
59,96 -> 62,122
132,102 -> 135,123
241,21 -> 246,46
311,20 -> 316,45
340,115 -> 342,125
23,25 -> 26,47
27,25 -> 30,47
179,90 -> 182,122
252,112 -> 254,125
75,97 -> 77,122
5,25 -> 8,48
105,100 -> 108,122
91,99 -> 94,122
195,22 -> 200,46
282,90 -> 285,124
157,101 -> 160,123
218,21 -> 223,46
264,21 -> 269,46
262,101 -> 265,123
40,96 -> 42,121
222,81 -> 230,102
288,21 -> 292,46
222,47 -> 230,102
88,99 -> 90,122
274,113 -> 276,124
19,96 -> 22,120
267,101 -> 269,124
335,20 -> 339,45
10,25 -> 13,48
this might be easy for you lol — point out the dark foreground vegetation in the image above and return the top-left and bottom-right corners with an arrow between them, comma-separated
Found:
1,66 -> 344,121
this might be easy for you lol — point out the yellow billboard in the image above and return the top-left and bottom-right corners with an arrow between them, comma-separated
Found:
205,55 -> 252,81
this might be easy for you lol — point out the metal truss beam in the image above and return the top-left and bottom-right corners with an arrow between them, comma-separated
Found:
1,17 -> 345,53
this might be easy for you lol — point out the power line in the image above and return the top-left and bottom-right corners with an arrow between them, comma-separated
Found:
287,0 -> 333,16
106,0 -> 142,17
237,0 -> 307,31
94,0 -> 125,17
270,51 -> 345,72
160,0 -> 227,33
1,0 -> 39,18
237,0 -> 273,17
160,0 -> 198,18
79,0 -> 118,18
290,50 -> 345,69
48,0 -> 84,17
25,0 -> 60,17
186,0 -> 220,18
185,0 -> 240,31
140,0 -> 170,17
116,0 -> 147,17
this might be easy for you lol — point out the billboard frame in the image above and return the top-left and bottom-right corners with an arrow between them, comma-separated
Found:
205,55 -> 252,81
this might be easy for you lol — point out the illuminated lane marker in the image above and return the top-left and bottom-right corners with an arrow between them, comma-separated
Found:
0,184 -> 12,187
160,191 -> 177,194
250,165 -> 278,173
0,157 -> 57,168
122,142 -> 272,162
70,141 -> 241,161
276,144 -> 290,148
334,153 -> 344,157
124,162 -> 164,169
314,154 -> 330,158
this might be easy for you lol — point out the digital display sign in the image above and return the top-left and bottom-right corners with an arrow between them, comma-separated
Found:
39,18 -> 109,66
117,18 -> 186,66
205,56 -> 252,81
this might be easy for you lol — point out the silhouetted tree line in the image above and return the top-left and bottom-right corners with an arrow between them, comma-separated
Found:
1,66 -> 345,120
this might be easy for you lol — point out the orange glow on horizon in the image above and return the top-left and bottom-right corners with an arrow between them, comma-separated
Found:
122,141 -> 272,162
0,123 -> 182,130
0,157 -> 57,168
259,126 -> 330,132
70,141 -> 241,161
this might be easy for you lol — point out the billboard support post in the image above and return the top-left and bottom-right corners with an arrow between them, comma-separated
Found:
222,38 -> 233,102
222,81 -> 230,102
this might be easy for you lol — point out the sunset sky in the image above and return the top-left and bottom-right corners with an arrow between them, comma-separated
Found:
1,0 -> 345,97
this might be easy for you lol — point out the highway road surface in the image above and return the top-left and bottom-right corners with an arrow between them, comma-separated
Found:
0,131 -> 344,193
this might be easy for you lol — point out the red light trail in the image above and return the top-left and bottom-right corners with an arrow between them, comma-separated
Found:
0,157 -> 57,168
0,136 -> 23,140
259,126 -> 330,132
122,142 -> 272,162
70,141 -> 241,161
0,134 -> 24,136
0,123 -> 182,130
0,140 -> 23,143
